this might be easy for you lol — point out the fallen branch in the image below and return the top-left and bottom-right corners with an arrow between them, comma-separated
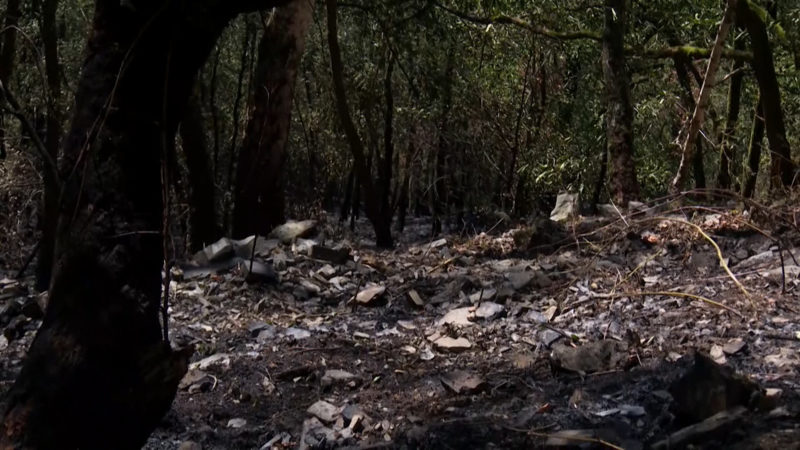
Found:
592,291 -> 744,318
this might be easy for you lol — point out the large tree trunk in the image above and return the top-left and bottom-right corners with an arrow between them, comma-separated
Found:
0,1 -> 286,447
35,0 -> 63,291
325,0 -> 392,247
718,38 -> 745,190
738,0 -> 794,189
602,0 -> 640,206
0,0 -> 21,159
742,98 -> 765,198
180,93 -> 222,250
670,0 -> 736,193
233,0 -> 315,238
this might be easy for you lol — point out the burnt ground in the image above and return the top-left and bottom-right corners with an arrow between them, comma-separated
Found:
2,203 -> 800,449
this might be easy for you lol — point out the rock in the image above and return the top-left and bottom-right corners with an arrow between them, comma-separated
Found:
321,369 -> 357,387
256,327 -> 278,342
434,336 -> 472,352
506,271 -> 533,290
407,289 -> 425,307
3,315 -> 28,341
227,418 -> 247,428
178,441 -> 202,450
240,259 -> 279,284
549,192 -> 579,222
597,203 -> 619,217
300,417 -> 336,449
248,321 -> 273,337
179,369 -> 209,390
538,329 -> 563,347
474,302 -> 504,321
669,352 -> 763,423
307,400 -> 340,423
355,285 -> 386,305
0,335 -> 7,351
203,237 -> 234,263
285,327 -> 312,340
709,344 -> 727,364
342,404 -> 366,423
270,220 -> 317,243
550,340 -> 628,374
429,238 -> 448,248
232,235 -> 277,258
436,307 -> 474,327
441,370 -> 486,394
468,288 -> 496,303
190,353 -> 231,371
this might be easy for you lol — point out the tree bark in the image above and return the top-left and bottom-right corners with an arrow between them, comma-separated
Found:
380,52 -> 395,220
0,1 -> 288,447
602,0 -> 640,206
737,0 -> 794,189
742,98 -> 765,198
180,93 -> 222,250
233,0 -> 315,238
325,0 -> 392,247
672,53 -> 707,191
0,0 -> 21,159
35,0 -> 63,291
717,38 -> 745,189
670,0 -> 736,194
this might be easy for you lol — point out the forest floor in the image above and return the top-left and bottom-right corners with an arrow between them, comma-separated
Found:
2,198 -> 800,449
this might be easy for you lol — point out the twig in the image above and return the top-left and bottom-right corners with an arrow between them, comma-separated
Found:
503,425 -> 624,450
592,290 -> 744,318
650,217 -> 753,307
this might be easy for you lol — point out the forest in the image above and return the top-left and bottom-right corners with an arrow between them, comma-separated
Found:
0,0 -> 798,448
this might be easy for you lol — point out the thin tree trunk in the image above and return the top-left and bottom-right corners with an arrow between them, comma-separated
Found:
208,47 -> 222,175
0,0 -> 288,446
742,98 -> 765,198
233,0 -> 315,238
223,22 -> 253,231
36,0 -> 63,291
738,0 -> 793,189
380,52 -> 395,220
672,53 -> 708,191
0,0 -> 21,159
602,0 -> 640,206
325,0 -> 392,247
432,48 -> 455,236
671,0 -> 736,193
718,38 -> 745,189
180,93 -> 222,250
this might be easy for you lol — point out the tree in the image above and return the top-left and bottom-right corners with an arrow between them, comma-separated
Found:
737,0 -> 794,189
602,0 -> 640,205
326,0 -> 393,247
0,0 -> 289,447
233,0 -> 316,238
0,0 -> 21,159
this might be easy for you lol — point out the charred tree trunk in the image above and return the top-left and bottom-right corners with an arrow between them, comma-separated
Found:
380,52 -> 395,221
0,0 -> 21,159
223,22 -> 254,232
718,38 -> 745,189
325,0 -> 392,247
180,93 -> 222,250
0,1 -> 287,447
742,99 -> 765,198
233,0 -> 315,238
738,0 -> 794,189
35,0 -> 63,291
432,49 -> 455,236
602,0 -> 640,206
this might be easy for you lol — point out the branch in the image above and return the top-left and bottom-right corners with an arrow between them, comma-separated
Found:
432,1 -> 602,41
433,2 -> 754,62
639,45 -> 752,62
0,79 -> 61,188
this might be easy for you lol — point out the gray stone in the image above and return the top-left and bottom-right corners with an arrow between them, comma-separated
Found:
203,237 -> 234,263
285,327 -> 312,340
322,369 -> 357,387
550,192 -> 579,222
307,400 -> 340,423
270,220 -> 317,243
434,336 -> 472,352
507,271 -> 533,290
474,302 -> 505,321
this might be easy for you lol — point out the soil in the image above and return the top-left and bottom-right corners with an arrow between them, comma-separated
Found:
2,203 -> 800,449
